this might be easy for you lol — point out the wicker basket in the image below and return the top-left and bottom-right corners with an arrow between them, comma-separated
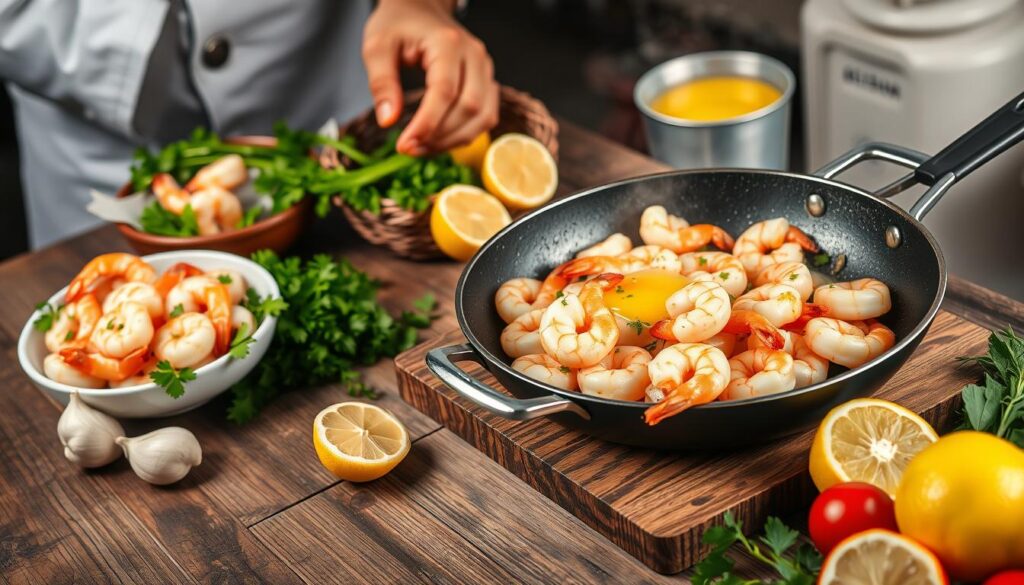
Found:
323,86 -> 559,260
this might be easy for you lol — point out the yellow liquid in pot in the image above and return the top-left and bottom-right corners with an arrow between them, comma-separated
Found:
650,76 -> 782,122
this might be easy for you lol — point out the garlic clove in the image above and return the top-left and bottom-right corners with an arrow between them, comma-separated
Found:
116,427 -> 202,485
58,392 -> 125,468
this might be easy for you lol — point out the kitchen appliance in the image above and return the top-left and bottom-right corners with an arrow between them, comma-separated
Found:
426,91 -> 1024,450
802,0 -> 1024,299
634,51 -> 796,170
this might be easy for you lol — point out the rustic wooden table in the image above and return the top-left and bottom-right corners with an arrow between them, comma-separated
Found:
2,122 -> 1021,584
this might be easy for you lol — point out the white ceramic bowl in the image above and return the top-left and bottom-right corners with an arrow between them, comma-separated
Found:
17,250 -> 280,418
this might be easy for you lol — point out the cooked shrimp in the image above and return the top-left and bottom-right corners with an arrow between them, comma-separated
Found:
733,218 -> 818,278
539,273 -> 621,368
165,276 -> 232,354
511,354 -> 577,390
45,294 -> 101,353
190,186 -> 244,234
813,278 -> 892,321
639,206 -> 733,253
66,253 -> 157,302
102,282 -> 163,321
561,246 -> 679,278
722,309 -> 786,350
755,261 -> 814,301
496,278 -> 543,324
184,154 -> 247,192
153,312 -> 217,369
577,233 -> 633,258
206,269 -> 247,304
644,343 -> 730,425
733,283 -> 803,327
578,346 -> 652,401
231,305 -> 256,335
107,358 -> 159,388
804,318 -> 894,368
43,353 -> 106,388
678,252 -> 747,297
500,308 -> 544,358
721,349 -> 796,401
58,345 -> 149,382
154,262 -> 205,298
90,301 -> 154,359
649,280 -> 731,343
704,331 -> 738,358
151,173 -> 192,214
748,330 -> 828,388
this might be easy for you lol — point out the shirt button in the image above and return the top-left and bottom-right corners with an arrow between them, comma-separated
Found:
202,36 -> 230,69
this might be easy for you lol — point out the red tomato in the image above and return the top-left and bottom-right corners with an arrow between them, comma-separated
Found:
808,482 -> 898,555
985,570 -> 1024,585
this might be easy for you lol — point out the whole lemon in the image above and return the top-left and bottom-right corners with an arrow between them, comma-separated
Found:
895,431 -> 1024,582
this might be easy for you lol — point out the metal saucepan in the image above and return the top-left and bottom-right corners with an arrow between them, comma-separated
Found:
427,91 -> 1024,450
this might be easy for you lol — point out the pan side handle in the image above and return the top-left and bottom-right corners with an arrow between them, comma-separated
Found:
425,344 -> 591,421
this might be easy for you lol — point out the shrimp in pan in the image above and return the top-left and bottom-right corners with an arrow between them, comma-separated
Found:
539,273 -> 621,368
500,308 -> 544,358
754,261 -> 814,301
649,280 -> 731,343
732,218 -> 818,279
511,354 -> 577,390
495,278 -> 543,324
639,205 -> 734,253
576,233 -> 633,258
732,283 -> 803,327
804,318 -> 895,368
748,329 -> 829,388
678,251 -> 747,298
720,349 -> 796,401
644,343 -> 730,425
812,278 -> 892,321
577,346 -> 652,401
560,246 -> 680,279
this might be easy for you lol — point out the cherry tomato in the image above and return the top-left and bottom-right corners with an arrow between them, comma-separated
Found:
985,570 -> 1024,585
808,482 -> 898,555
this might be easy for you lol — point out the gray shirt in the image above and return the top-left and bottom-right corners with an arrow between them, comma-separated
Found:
2,0 -> 373,248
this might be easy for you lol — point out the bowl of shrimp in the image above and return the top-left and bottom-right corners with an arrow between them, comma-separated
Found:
17,250 -> 280,418
115,136 -> 313,257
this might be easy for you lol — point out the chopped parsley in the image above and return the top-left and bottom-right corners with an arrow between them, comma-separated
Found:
217,274 -> 233,285
615,285 -> 625,294
698,256 -> 708,267
169,304 -> 185,318
228,322 -> 256,359
559,366 -> 571,374
788,273 -> 799,281
555,291 -> 564,299
812,253 -> 831,267
626,319 -> 650,335
32,301 -> 61,332
561,298 -> 568,306
718,271 -> 729,281
64,331 -> 74,342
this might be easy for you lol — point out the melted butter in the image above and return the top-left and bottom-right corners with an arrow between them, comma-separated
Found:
650,76 -> 781,122
604,269 -> 690,324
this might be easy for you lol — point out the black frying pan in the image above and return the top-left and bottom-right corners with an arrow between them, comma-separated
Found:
427,91 -> 1024,450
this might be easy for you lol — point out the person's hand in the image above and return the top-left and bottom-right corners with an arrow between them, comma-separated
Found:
362,0 -> 499,155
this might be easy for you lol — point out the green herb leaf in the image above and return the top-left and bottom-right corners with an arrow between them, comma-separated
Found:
169,304 -> 185,318
626,319 -> 649,335
228,323 -> 256,359
149,360 -> 196,399
413,292 -> 436,314
217,274 -> 233,285
237,205 -> 263,228
33,301 -> 60,332
718,271 -> 729,281
812,253 -> 831,267
694,513 -> 821,584
140,201 -> 200,237
958,326 -> 1024,440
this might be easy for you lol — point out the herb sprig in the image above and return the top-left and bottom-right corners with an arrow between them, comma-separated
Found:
150,360 -> 197,399
33,301 -> 61,332
694,513 -> 821,585
958,326 -> 1024,446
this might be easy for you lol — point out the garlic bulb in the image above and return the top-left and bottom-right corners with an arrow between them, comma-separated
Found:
57,392 -> 125,468
116,427 -> 202,485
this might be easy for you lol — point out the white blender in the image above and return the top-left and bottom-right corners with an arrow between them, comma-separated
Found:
802,0 -> 1024,299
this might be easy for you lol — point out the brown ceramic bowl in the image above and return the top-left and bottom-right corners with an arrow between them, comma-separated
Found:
114,136 -> 312,256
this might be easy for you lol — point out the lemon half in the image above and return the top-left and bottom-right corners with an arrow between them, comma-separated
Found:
313,402 -> 411,482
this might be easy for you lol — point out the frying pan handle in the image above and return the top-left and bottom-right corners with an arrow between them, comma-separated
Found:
425,344 -> 591,421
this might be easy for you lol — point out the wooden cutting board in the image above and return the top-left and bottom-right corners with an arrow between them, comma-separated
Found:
394,310 -> 987,574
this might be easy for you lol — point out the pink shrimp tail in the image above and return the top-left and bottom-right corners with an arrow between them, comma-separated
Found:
724,310 -> 785,350
593,272 -> 624,289
711,227 -> 735,251
782,303 -> 828,333
785,226 -> 819,252
649,320 -> 677,341
560,257 -> 604,279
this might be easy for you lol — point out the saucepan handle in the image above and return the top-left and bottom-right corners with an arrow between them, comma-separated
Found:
813,90 -> 1024,221
425,344 -> 591,421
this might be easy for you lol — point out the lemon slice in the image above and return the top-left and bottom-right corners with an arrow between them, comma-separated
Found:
481,133 -> 558,210
430,184 -> 511,261
809,398 -> 937,496
819,529 -> 947,585
449,131 -> 491,171
312,402 -> 411,482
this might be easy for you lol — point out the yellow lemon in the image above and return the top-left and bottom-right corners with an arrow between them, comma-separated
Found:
449,131 -> 491,171
481,133 -> 558,210
809,398 -> 937,496
312,402 -> 411,482
818,529 -> 947,585
430,184 -> 511,262
895,431 -> 1024,582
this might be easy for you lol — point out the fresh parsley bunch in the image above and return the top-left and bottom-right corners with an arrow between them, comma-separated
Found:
693,513 -> 821,585
226,250 -> 435,423
958,326 -> 1024,446
139,202 -> 200,237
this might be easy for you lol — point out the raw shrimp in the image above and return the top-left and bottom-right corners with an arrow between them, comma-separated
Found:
721,309 -> 786,350
90,302 -> 154,359
511,354 -> 577,390
190,186 -> 244,234
639,206 -> 733,253
720,349 -> 796,401
577,346 -> 652,401
732,283 -> 803,327
577,233 -> 633,258
813,278 -> 892,321
539,273 -> 621,368
561,246 -> 680,278
231,305 -> 256,335
644,343 -> 730,425
206,269 -> 247,304
748,330 -> 828,388
66,253 -> 157,302
153,312 -> 217,369
754,261 -> 814,301
732,218 -> 818,278
185,154 -> 247,192
45,294 -> 101,353
58,345 -> 150,382
495,278 -> 543,324
102,281 -> 164,321
804,318 -> 895,368
678,251 -> 747,297
500,309 -> 544,358
154,262 -> 205,298
152,173 -> 191,214
649,280 -> 731,343
43,353 -> 106,388
165,276 -> 232,353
